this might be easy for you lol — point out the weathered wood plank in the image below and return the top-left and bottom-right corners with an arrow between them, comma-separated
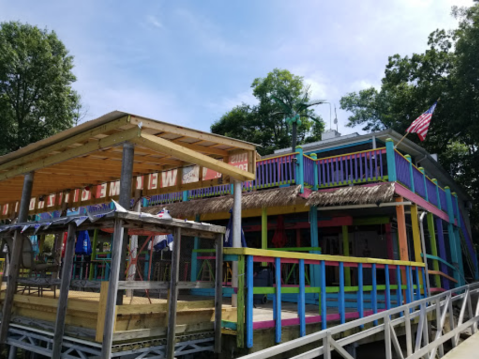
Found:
166,227 -> 181,359
95,282 -> 110,342
214,233 -> 223,353
117,280 -> 214,290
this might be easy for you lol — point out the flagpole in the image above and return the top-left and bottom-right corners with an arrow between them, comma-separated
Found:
394,132 -> 409,149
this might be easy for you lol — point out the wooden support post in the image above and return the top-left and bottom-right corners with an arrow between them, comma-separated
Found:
52,223 -> 76,358
341,225 -> 351,286
435,218 -> 450,290
190,214 -> 200,282
295,146 -> 304,193
118,142 -> 135,304
454,226 -> 465,286
410,205 -> 423,291
236,255 -> 245,348
95,282 -> 110,342
101,219 -> 125,359
166,227 -> 182,359
445,187 -> 460,285
89,229 -> 98,280
0,172 -> 34,345
246,255 -> 254,348
396,197 -> 409,287
261,207 -> 267,267
214,233 -> 223,353
427,213 -> 441,288
385,139 -> 397,182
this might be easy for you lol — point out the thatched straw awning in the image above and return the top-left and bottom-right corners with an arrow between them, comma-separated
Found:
306,183 -> 395,207
146,185 -> 305,217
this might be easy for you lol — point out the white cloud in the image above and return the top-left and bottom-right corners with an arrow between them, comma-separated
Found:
146,15 -> 163,29
204,89 -> 258,116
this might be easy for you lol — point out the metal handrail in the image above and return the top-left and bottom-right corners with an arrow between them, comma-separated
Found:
238,282 -> 479,359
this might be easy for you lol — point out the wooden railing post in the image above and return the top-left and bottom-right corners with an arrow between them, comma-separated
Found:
310,153 -> 319,190
190,214 -> 201,282
385,139 -> 397,182
405,155 -> 415,193
236,255 -> 245,348
432,179 -> 441,210
419,167 -> 428,201
295,146 -> 304,193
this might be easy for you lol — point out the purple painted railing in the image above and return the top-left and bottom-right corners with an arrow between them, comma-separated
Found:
303,156 -> 316,187
254,154 -> 296,189
412,167 -> 426,199
395,152 -> 411,188
426,178 -> 438,207
317,148 -> 386,188
439,188 -> 447,210
148,192 -> 183,206
189,184 -> 231,199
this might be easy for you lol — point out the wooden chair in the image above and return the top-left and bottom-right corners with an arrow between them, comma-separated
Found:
4,235 -> 59,297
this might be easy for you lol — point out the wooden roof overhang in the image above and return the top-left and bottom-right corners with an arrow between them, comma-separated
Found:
0,211 -> 226,240
0,111 -> 257,216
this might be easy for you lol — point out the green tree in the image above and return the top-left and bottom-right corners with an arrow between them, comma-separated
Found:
339,2 -> 479,238
211,69 -> 325,155
0,21 -> 81,155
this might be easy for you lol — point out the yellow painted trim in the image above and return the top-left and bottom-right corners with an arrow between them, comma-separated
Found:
224,248 -> 426,267
317,147 -> 386,162
133,133 -> 255,182
259,152 -> 299,162
410,205 -> 423,263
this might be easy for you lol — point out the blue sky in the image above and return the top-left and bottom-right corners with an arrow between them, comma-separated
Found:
0,0 -> 473,136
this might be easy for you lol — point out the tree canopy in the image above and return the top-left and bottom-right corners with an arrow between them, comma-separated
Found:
339,3 -> 479,237
211,69 -> 325,155
0,21 -> 81,155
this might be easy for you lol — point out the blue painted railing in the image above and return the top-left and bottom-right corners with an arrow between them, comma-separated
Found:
303,155 -> 316,188
395,152 -> 411,188
316,148 -> 387,188
224,248 -> 426,349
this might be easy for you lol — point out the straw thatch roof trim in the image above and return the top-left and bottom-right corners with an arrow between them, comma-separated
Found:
306,183 -> 396,207
146,185 -> 305,217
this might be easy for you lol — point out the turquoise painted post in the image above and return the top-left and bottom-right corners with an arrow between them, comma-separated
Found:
385,264 -> 391,310
405,155 -> 415,193
445,187 -> 460,286
275,257 -> 281,343
246,255 -> 254,348
320,260 -> 327,330
445,187 -> 455,224
421,268 -> 427,297
453,192 -> 460,223
414,268 -> 421,300
358,263 -> 364,328
405,266 -> 412,304
310,153 -> 319,190
372,263 -> 378,326
298,259 -> 306,336
432,179 -> 441,210
454,227 -> 465,286
182,190 -> 188,202
339,262 -> 345,324
385,138 -> 397,182
190,215 -> 201,282
396,265 -> 403,310
295,146 -> 304,193
419,167 -> 428,201
142,198 -> 148,207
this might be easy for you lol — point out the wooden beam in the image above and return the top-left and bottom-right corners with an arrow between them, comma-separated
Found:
166,227 -> 182,359
172,140 -> 228,157
0,116 -> 132,172
214,233 -> 223,353
131,116 -> 256,151
134,133 -> 255,181
95,282 -> 110,342
0,127 -> 142,182
52,222 -> 76,358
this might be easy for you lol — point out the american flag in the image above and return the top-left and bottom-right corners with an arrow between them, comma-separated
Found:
406,102 -> 437,141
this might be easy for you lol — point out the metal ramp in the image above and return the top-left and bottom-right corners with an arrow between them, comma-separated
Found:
238,282 -> 479,359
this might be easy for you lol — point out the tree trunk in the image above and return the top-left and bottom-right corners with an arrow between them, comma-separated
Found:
292,122 -> 297,153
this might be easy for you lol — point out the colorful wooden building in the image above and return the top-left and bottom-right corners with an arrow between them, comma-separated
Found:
0,115 -> 476,357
